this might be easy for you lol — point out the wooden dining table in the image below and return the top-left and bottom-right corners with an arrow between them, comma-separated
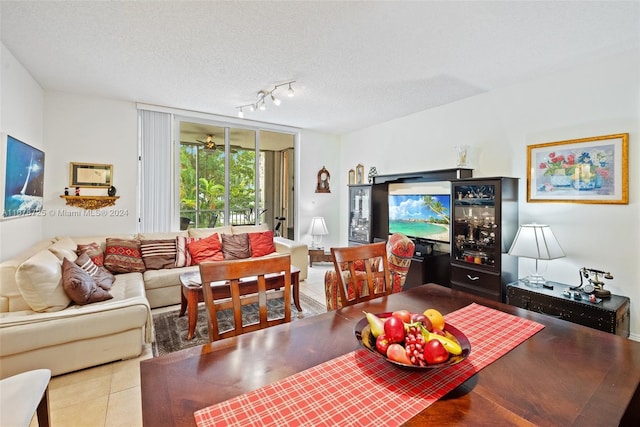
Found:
140,284 -> 640,426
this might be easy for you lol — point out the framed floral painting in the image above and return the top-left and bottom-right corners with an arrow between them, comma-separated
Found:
527,133 -> 628,204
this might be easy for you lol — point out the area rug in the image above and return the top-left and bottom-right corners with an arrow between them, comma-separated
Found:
152,293 -> 327,356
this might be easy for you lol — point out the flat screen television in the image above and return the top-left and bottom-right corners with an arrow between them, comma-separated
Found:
388,193 -> 450,243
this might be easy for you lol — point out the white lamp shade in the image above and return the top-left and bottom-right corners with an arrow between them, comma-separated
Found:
308,217 -> 329,236
508,224 -> 565,260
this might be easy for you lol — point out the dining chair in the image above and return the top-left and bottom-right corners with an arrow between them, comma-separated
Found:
329,241 -> 393,308
198,254 -> 292,341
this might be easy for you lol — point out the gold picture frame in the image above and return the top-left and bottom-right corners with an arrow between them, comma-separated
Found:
527,133 -> 628,204
69,162 -> 113,188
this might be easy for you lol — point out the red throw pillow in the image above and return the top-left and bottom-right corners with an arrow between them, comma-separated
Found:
248,231 -> 276,258
187,233 -> 223,264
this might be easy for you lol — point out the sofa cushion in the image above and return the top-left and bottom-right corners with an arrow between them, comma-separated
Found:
104,238 -> 146,274
62,258 -> 113,305
15,250 -> 71,312
140,239 -> 177,270
232,223 -> 269,235
175,236 -> 199,267
188,225 -> 232,239
187,233 -> 223,263
48,237 -> 78,262
76,242 -> 104,266
248,231 -> 276,258
222,233 -> 251,260
75,252 -> 115,290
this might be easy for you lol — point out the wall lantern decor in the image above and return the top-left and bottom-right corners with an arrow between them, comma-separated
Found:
316,166 -> 330,193
348,169 -> 355,185
355,164 -> 365,184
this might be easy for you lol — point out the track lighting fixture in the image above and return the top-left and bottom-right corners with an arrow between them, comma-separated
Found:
236,80 -> 295,117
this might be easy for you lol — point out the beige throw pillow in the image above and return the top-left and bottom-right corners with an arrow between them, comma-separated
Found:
15,250 -> 71,312
48,237 -> 78,262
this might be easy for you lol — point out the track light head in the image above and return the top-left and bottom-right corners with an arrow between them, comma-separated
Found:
237,80 -> 295,115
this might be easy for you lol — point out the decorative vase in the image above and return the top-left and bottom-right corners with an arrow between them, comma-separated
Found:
549,175 -> 572,187
108,186 -> 117,196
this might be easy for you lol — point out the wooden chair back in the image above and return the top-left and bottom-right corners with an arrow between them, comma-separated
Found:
198,254 -> 291,342
330,241 -> 392,307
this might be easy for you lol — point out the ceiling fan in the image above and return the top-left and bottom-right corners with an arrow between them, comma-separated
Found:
195,135 -> 217,150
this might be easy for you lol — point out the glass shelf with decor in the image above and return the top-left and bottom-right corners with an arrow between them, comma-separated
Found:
348,184 -> 372,246
450,177 -> 519,302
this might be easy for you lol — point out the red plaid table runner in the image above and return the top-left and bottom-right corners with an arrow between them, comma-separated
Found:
194,303 -> 544,426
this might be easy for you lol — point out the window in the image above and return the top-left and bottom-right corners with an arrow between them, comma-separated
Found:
178,121 -> 294,234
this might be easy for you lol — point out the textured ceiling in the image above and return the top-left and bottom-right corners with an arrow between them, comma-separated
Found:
1,1 -> 638,134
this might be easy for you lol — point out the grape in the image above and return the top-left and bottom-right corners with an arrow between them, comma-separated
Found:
403,325 -> 427,366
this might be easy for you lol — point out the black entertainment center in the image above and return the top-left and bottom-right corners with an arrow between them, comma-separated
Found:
368,168 -> 474,289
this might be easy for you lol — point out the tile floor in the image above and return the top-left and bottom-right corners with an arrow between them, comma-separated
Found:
30,263 -> 333,427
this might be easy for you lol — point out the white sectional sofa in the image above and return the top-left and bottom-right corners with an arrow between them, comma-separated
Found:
0,224 -> 308,378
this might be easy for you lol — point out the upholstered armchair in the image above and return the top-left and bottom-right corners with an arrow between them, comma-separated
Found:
324,233 -> 415,310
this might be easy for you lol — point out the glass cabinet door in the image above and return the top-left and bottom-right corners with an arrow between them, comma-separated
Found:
348,185 -> 372,244
451,183 -> 499,271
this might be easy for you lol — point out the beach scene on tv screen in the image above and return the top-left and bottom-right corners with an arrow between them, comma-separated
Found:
389,194 -> 450,242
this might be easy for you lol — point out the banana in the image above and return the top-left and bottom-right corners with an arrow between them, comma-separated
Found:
429,333 -> 463,355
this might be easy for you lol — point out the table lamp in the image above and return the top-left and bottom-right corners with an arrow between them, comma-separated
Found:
508,224 -> 565,287
308,216 -> 329,249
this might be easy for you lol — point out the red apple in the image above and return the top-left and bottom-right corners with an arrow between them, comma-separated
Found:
386,343 -> 412,365
375,334 -> 390,355
423,339 -> 449,364
431,328 -> 445,336
411,314 -> 433,332
391,309 -> 412,324
383,316 -> 406,343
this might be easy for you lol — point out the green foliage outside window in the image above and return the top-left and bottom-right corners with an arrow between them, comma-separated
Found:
180,144 -> 256,227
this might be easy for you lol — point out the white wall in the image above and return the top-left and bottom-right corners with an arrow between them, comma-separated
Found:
42,92 -> 138,238
0,43 -> 45,260
297,130 -> 341,249
340,48 -> 640,338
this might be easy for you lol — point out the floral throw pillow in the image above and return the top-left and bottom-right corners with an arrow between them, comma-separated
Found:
104,238 -> 146,273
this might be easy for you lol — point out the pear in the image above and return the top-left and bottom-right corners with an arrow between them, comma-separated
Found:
364,311 -> 385,338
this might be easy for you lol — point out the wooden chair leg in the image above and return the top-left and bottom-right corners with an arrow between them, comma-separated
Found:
36,385 -> 50,427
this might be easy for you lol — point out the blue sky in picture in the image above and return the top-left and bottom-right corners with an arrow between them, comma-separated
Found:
388,194 -> 450,221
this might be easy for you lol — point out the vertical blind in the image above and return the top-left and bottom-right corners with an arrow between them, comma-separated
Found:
138,109 -> 173,232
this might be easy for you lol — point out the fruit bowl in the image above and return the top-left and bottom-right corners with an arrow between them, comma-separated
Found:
354,312 -> 471,370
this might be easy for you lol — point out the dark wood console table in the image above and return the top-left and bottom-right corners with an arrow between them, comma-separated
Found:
506,280 -> 630,337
